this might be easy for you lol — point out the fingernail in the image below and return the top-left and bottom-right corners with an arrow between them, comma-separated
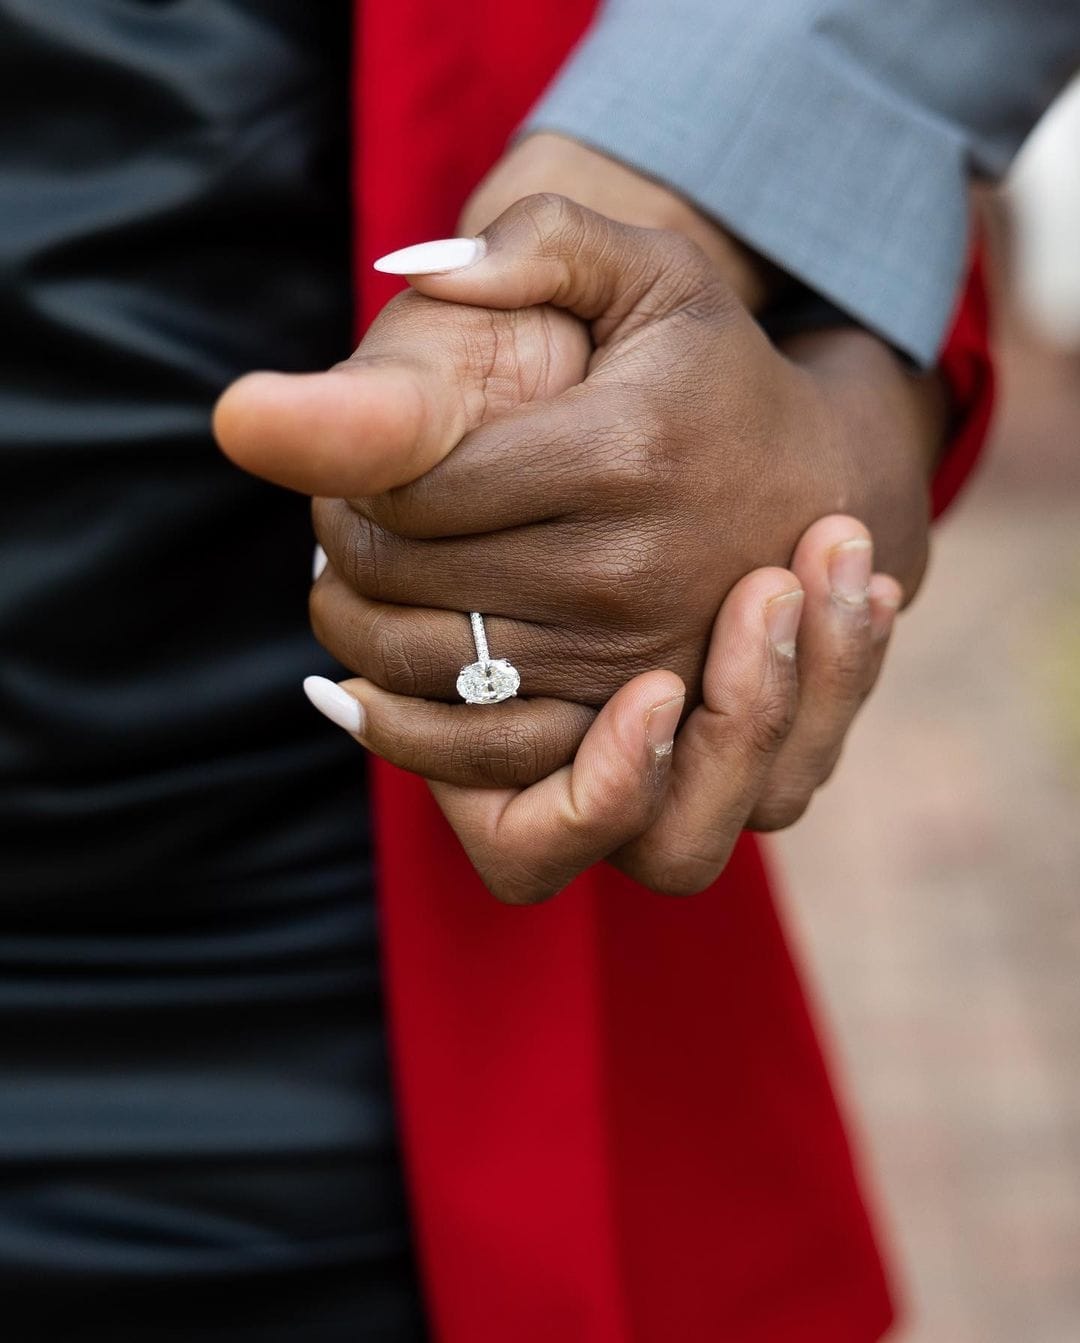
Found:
373,237 -> 485,275
764,589 -> 803,657
312,545 -> 328,581
303,675 -> 364,735
646,694 -> 685,758
828,538 -> 872,606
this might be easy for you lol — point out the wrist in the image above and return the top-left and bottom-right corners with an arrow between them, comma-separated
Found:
781,328 -> 949,598
784,328 -> 949,483
460,132 -> 784,311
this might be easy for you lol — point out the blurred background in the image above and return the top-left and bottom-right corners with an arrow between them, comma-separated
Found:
775,78 -> 1080,1343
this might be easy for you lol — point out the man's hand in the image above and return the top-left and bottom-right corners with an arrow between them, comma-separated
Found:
216,194 -> 943,789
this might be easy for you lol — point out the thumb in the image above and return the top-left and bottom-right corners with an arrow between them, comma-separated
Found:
374,193 -> 729,345
212,287 -> 588,498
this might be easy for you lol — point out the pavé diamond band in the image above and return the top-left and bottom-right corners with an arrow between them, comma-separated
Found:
456,612 -> 521,705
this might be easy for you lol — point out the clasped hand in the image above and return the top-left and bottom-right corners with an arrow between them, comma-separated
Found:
216,195 -> 940,901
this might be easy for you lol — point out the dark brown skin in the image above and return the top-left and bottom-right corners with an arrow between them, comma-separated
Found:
214,145 -> 948,899
317,517 -> 903,900
306,306 -> 935,714
220,194 -> 942,754
461,133 -> 790,312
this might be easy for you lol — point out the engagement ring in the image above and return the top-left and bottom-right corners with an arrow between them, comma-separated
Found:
456,612 -> 521,705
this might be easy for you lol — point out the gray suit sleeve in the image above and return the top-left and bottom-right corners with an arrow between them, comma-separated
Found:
523,0 -> 1080,365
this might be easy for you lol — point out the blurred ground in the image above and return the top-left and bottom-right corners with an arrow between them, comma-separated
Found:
774,208 -> 1080,1342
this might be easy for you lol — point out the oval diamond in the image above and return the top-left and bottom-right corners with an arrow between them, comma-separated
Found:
456,658 -> 521,705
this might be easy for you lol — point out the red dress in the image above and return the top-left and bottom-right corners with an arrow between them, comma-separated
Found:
352,4 -> 994,1339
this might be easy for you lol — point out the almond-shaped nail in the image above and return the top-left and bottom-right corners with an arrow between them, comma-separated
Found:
646,694 -> 685,758
828,537 -> 872,606
373,237 -> 485,275
303,675 -> 364,735
312,544 -> 328,581
764,589 -> 804,657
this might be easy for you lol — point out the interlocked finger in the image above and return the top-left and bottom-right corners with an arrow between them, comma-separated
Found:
747,516 -> 899,832
349,384 -> 657,540
427,671 -> 686,904
309,570 -> 682,708
313,496 -> 609,625
323,677 -> 595,788
611,567 -> 804,895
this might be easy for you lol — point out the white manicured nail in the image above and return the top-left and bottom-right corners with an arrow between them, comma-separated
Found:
312,544 -> 328,581
373,237 -> 485,275
303,676 -> 363,735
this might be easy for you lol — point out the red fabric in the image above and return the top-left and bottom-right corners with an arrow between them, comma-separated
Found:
933,253 -> 995,517
352,5 -> 995,1340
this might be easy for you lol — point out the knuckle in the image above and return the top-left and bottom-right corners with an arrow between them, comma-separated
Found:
447,718 -> 551,789
350,488 -> 415,539
484,857 -> 563,906
311,495 -> 349,559
313,498 -> 389,596
307,582 -> 339,659
635,392 -> 677,450
646,231 -> 721,310
750,790 -> 813,833
657,861 -> 720,898
341,514 -> 393,600
744,683 -> 797,756
813,741 -> 846,789
517,191 -> 578,249
371,610 -> 455,698
365,609 -> 422,697
588,423 -> 663,505
306,583 -> 382,684
577,529 -> 670,625
488,882 -> 546,906
517,623 -> 630,707
653,228 -> 707,278
631,837 -> 732,897
515,193 -> 599,309
820,635 -> 873,700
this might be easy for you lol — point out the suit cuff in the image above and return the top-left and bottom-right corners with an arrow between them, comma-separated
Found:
523,5 -> 972,368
